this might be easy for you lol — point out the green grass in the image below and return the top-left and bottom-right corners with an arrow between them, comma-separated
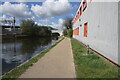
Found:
1,38 -> 64,80
71,38 -> 119,79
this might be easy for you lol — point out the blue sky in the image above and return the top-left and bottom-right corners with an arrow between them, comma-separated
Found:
0,0 -> 80,30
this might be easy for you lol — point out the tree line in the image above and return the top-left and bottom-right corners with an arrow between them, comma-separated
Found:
20,18 -> 73,38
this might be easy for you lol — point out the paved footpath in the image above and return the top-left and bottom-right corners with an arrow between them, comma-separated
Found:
19,38 -> 76,78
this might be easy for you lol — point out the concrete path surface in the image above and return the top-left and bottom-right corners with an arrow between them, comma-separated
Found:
19,38 -> 76,78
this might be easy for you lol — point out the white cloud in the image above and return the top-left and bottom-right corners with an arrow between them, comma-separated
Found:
50,18 -> 65,30
50,22 -> 60,29
0,14 -> 14,20
58,18 -> 65,24
37,23 -> 42,26
35,22 -> 38,24
50,17 -> 55,19
0,14 -> 14,25
38,17 -> 55,26
73,4 -> 79,9
39,19 -> 50,24
0,14 -> 7,20
16,0 -> 25,2
31,0 -> 72,17
71,14 -> 74,17
0,2 -> 31,18
31,16 -> 35,20
50,22 -> 62,30
37,18 -> 64,30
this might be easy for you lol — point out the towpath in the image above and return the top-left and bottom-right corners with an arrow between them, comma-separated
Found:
19,38 -> 76,78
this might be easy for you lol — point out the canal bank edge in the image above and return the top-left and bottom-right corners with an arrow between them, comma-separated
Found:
1,37 -> 64,80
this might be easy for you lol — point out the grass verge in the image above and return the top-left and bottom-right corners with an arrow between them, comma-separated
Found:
71,38 -> 119,79
1,38 -> 64,80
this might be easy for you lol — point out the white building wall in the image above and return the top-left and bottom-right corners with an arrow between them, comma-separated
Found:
73,1 -> 119,65
118,2 -> 120,65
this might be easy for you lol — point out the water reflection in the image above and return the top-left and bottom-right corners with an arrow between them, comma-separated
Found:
20,37 -> 52,54
2,37 -> 58,75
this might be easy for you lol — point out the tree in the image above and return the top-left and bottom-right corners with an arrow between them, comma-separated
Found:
63,18 -> 73,29
33,26 -> 51,36
20,19 -> 52,37
20,19 -> 35,35
63,17 -> 73,38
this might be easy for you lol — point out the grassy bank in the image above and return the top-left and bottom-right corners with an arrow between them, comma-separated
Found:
2,38 -> 64,80
71,38 -> 119,78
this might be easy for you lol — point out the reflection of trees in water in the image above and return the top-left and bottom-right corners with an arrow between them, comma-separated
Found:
13,38 -> 16,56
2,36 -> 58,55
52,36 -> 58,40
20,37 -> 52,54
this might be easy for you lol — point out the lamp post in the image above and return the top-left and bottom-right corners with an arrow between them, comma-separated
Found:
13,17 -> 16,31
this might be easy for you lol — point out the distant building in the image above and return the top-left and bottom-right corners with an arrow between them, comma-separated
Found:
2,25 -> 20,34
2,25 -> 20,31
72,0 -> 120,66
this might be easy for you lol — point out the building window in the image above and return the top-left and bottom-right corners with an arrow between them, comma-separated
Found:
84,22 -> 88,37
76,27 -> 79,35
78,11 -> 79,15
80,6 -> 82,16
83,0 -> 87,12
73,27 -> 79,35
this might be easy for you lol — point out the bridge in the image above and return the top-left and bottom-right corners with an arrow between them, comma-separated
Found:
51,30 -> 63,36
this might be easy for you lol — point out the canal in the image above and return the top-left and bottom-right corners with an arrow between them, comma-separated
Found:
2,36 -> 59,75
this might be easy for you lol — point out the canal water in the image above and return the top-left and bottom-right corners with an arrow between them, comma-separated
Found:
2,37 -> 59,75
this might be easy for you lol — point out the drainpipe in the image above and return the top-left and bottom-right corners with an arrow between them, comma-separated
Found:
87,45 -> 90,54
